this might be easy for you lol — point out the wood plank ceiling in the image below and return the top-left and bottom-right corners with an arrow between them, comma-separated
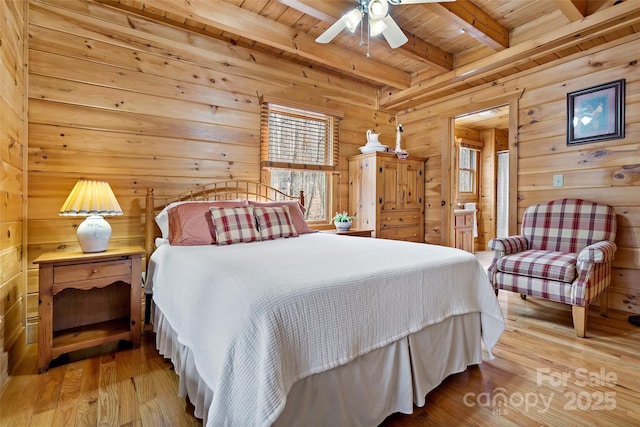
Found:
100,0 -> 640,113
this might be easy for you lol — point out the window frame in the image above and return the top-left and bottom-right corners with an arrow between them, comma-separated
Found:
457,145 -> 479,195
259,97 -> 342,225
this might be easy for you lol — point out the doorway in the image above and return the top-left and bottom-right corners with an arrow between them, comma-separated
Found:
449,104 -> 513,251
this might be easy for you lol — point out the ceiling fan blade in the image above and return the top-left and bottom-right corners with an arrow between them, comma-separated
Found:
381,16 -> 408,48
315,16 -> 347,44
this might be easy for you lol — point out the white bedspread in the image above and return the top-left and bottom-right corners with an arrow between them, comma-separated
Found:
147,233 -> 504,426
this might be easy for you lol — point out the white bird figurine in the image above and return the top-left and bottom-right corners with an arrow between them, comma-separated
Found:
395,124 -> 409,159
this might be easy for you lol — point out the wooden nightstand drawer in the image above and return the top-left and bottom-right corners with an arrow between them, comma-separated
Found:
54,259 -> 132,284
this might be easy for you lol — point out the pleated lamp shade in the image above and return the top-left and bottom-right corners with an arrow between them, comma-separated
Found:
59,180 -> 123,252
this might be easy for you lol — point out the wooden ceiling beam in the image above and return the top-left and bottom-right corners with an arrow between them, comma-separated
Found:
423,0 -> 509,51
277,0 -> 349,22
552,0 -> 587,22
279,0 -> 453,72
400,31 -> 453,72
142,0 -> 411,88
380,0 -> 640,109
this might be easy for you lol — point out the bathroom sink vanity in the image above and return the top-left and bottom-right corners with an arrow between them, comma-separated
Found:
453,208 -> 476,253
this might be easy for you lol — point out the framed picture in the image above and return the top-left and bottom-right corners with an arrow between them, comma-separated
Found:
567,79 -> 625,145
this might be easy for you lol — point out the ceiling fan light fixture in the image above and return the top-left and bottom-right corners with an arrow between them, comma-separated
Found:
315,0 -> 422,51
369,0 -> 389,20
344,8 -> 364,33
369,18 -> 388,37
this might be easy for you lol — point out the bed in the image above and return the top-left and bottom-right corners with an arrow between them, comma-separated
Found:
143,181 -> 505,426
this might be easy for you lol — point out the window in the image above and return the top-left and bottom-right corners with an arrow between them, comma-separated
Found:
458,146 -> 478,193
260,100 -> 341,223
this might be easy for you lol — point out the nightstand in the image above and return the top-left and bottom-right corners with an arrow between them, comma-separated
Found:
34,246 -> 145,373
322,228 -> 373,237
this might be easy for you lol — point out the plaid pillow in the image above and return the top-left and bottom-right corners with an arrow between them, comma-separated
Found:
254,206 -> 299,240
210,205 -> 261,245
249,200 -> 317,234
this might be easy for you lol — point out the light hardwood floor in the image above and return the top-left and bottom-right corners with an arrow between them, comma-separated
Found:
2,284 -> 639,426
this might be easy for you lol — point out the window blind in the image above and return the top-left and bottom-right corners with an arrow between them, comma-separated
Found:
260,103 -> 339,171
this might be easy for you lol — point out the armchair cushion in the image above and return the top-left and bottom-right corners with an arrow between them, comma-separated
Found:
496,250 -> 577,283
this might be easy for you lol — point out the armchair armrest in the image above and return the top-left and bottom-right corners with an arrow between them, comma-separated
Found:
577,241 -> 617,264
487,236 -> 529,286
574,240 -> 617,306
488,235 -> 529,256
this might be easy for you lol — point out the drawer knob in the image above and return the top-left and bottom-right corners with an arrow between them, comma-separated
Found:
92,268 -> 98,273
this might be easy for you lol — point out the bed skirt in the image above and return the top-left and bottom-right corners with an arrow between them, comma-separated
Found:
153,305 -> 483,426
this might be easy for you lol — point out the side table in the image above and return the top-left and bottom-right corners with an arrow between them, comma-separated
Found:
34,246 -> 144,372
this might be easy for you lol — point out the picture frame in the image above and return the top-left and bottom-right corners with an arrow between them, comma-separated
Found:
567,79 -> 625,145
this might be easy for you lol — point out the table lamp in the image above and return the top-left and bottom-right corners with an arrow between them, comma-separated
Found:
59,180 -> 123,253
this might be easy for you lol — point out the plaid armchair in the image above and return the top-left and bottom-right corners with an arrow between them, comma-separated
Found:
488,199 -> 617,337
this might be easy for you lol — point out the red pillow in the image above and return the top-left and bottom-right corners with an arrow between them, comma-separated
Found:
249,200 -> 316,234
168,200 -> 248,245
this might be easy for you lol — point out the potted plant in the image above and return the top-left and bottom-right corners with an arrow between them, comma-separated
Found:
332,211 -> 356,232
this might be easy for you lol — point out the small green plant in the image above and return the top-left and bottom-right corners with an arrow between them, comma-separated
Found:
332,211 -> 356,223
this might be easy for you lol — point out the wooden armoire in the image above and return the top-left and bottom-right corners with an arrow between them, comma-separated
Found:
348,152 -> 425,242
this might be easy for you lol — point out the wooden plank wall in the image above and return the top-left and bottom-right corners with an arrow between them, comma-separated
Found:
1,0 -> 28,381
400,35 -> 640,315
25,0 -> 396,340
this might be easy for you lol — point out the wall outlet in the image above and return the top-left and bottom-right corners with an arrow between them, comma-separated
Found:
553,174 -> 564,187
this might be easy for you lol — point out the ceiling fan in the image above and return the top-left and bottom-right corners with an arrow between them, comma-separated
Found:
316,0 -> 455,52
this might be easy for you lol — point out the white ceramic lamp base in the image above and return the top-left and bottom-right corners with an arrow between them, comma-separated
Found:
77,215 -> 112,252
